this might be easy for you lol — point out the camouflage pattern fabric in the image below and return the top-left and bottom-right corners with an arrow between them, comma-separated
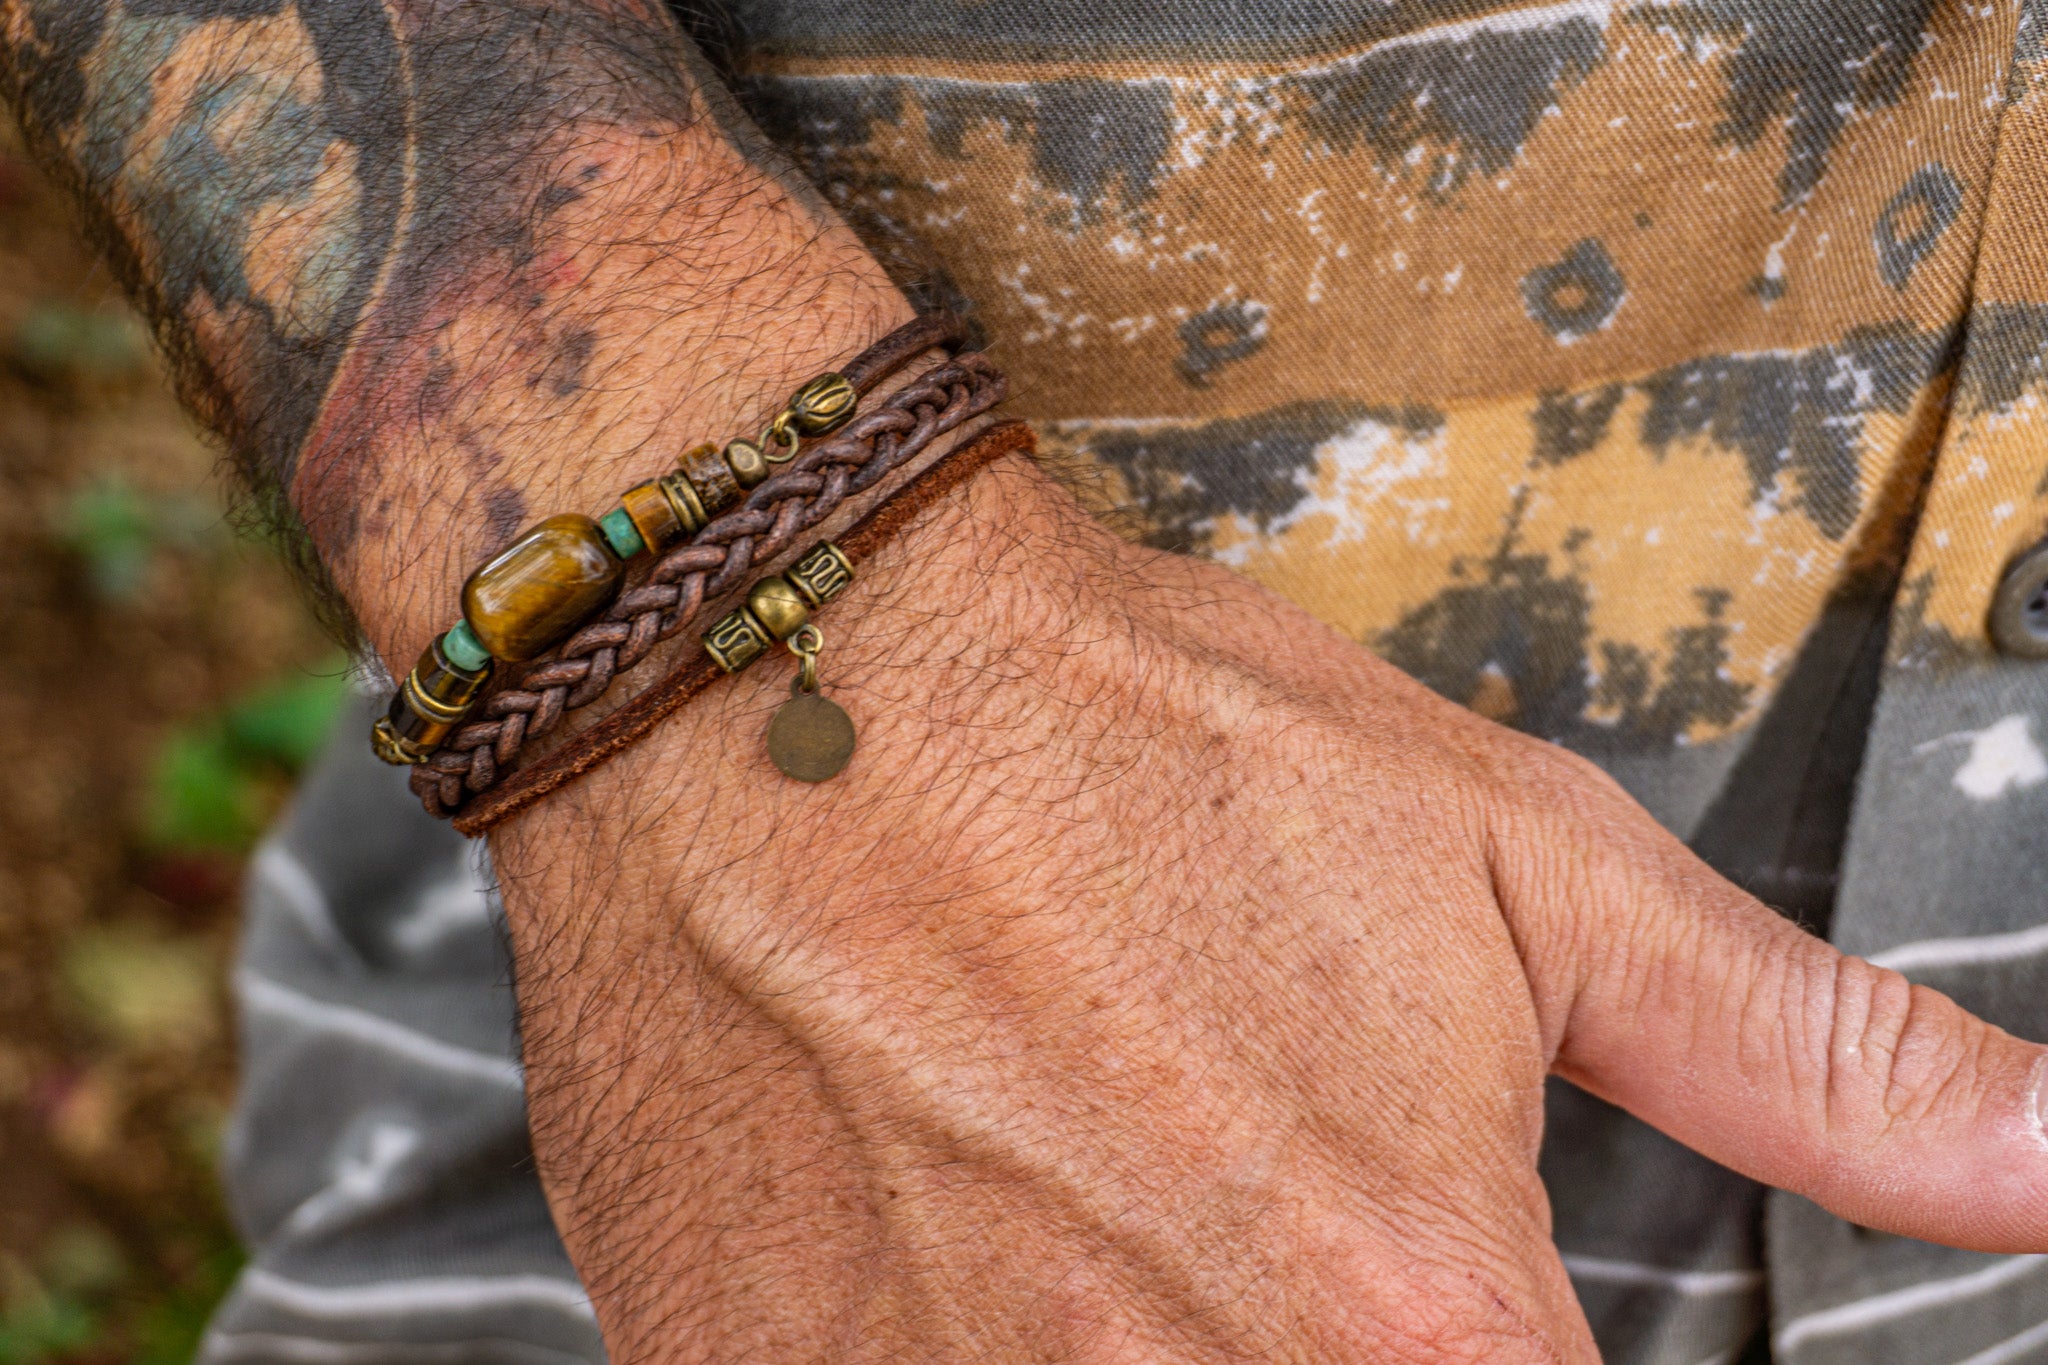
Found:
206,3 -> 2048,1362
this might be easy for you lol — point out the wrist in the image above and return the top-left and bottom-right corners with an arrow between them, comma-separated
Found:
294,131 -> 913,673
485,448 -> 1097,932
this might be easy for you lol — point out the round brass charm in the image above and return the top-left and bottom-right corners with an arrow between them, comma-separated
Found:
766,685 -> 856,782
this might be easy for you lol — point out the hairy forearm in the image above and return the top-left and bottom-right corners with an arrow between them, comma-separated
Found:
0,0 -> 908,662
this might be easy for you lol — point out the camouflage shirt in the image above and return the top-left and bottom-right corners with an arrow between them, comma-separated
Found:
202,5 -> 2048,1364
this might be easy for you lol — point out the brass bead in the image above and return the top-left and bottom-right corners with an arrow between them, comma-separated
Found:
374,636 -> 493,763
371,717 -> 431,765
461,514 -> 625,662
785,542 -> 854,608
621,478 -> 685,554
747,575 -> 811,641
724,437 -> 771,489
659,469 -> 708,535
703,607 -> 772,673
787,372 -> 857,436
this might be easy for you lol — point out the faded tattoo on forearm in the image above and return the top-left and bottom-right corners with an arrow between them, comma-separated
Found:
0,0 -> 823,628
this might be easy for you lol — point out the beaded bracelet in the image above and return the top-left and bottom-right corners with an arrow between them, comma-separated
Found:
371,314 -> 968,769
443,419 -> 1033,835
410,360 -> 1012,823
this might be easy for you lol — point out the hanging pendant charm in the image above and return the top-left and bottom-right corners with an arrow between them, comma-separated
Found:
766,625 -> 856,782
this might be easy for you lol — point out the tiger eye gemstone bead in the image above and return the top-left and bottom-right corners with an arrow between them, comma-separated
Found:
461,514 -> 624,662
621,478 -> 685,554
372,635 -> 494,764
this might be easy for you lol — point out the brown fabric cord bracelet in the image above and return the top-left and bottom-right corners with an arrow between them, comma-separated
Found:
400,322 -> 1010,824
449,420 -> 1033,835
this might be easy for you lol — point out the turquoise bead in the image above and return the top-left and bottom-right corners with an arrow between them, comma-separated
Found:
599,507 -> 644,559
441,620 -> 493,671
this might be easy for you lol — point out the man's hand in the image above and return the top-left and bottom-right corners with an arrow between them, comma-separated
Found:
498,453 -> 2048,1362
9,2 -> 2048,1361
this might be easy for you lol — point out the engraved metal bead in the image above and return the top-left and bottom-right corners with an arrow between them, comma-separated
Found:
371,718 -> 429,765
659,469 -> 708,535
747,576 -> 811,641
461,514 -> 624,662
785,542 -> 854,608
703,607 -> 772,673
787,372 -> 857,436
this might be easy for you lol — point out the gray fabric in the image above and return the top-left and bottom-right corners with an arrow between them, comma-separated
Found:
1764,657 -> 2048,1365
200,698 -> 605,1365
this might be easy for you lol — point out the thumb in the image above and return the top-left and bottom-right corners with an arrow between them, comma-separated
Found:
1493,745 -> 2048,1253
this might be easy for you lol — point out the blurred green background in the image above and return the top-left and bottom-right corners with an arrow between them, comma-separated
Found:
0,131 -> 343,1360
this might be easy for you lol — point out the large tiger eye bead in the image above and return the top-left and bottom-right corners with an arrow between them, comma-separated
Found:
461,514 -> 624,662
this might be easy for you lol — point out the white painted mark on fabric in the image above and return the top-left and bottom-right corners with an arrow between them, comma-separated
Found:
252,843 -> 354,962
284,1119 -> 421,1236
1914,714 -> 2048,801
199,1329 -> 592,1365
1946,1312 -> 2048,1365
390,865 -> 496,956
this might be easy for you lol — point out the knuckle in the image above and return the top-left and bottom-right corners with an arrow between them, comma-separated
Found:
1819,954 -> 1984,1143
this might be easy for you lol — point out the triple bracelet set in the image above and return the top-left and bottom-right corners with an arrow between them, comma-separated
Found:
368,314 -> 1017,831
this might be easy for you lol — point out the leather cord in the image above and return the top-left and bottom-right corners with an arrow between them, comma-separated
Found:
407,329 -> 1007,821
449,420 -> 1034,834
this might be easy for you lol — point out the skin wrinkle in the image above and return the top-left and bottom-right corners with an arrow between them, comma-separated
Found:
17,1 -> 2048,1359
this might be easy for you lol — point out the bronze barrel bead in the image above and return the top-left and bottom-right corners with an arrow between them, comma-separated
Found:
702,544 -> 858,676
372,635 -> 493,764
703,606 -> 773,673
786,542 -> 854,608
621,478 -> 685,556
461,514 -> 625,662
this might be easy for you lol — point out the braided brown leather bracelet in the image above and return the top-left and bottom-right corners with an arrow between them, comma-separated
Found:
407,333 -> 1009,822
447,420 -> 1033,834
